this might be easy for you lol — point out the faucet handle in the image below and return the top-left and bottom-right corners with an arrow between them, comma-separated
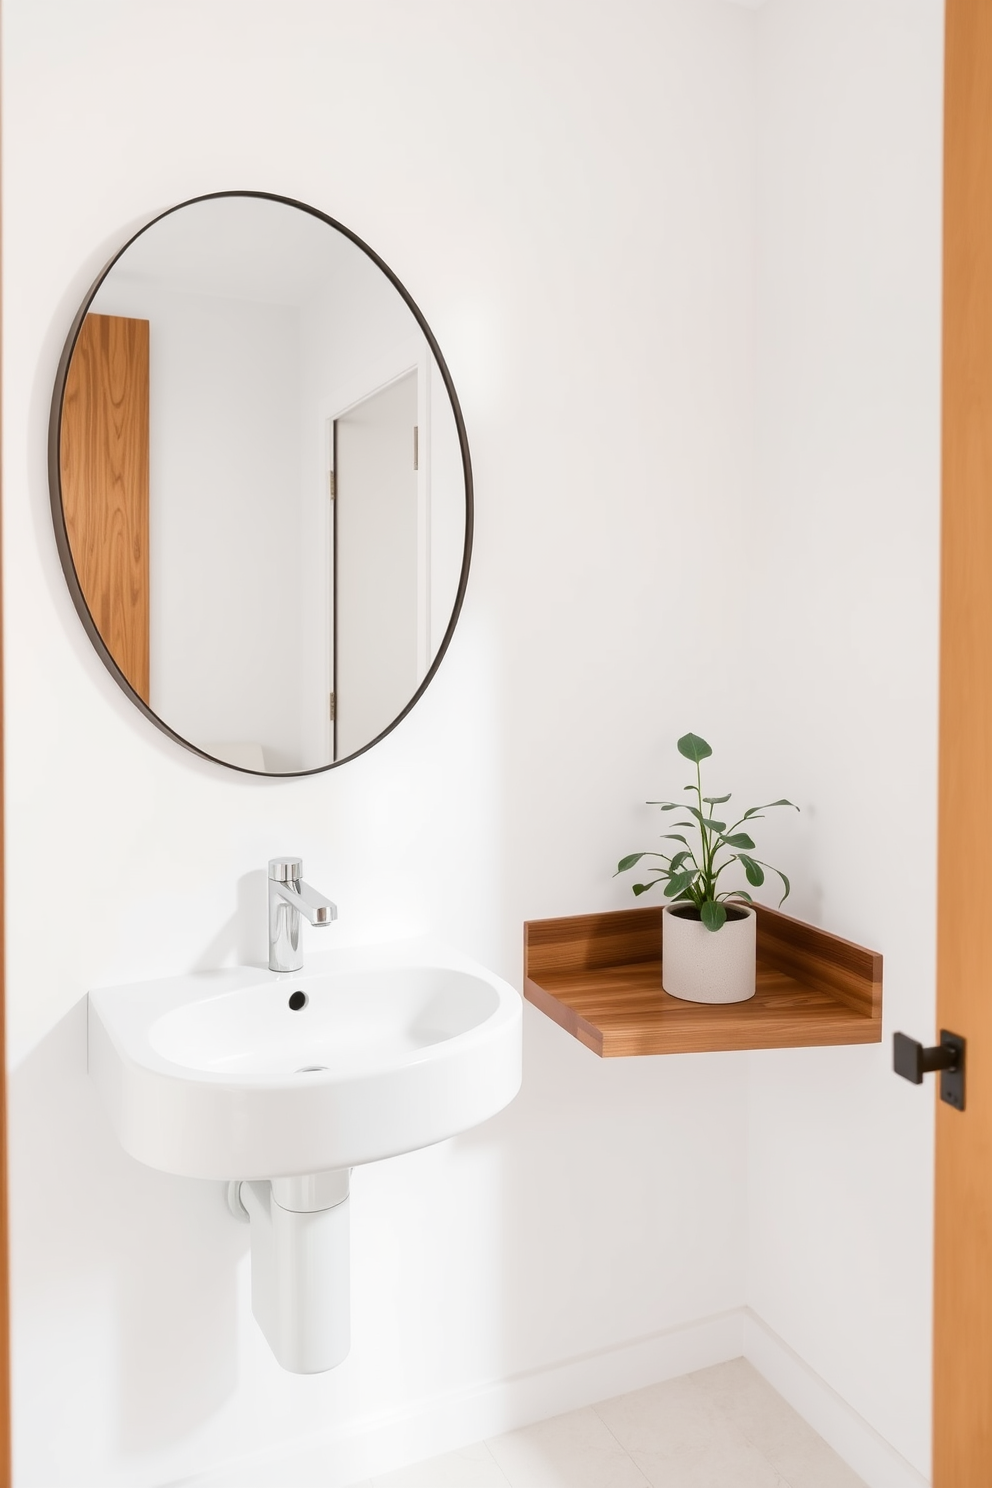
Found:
269,857 -> 303,883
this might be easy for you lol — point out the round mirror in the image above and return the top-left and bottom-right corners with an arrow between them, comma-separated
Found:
49,192 -> 472,775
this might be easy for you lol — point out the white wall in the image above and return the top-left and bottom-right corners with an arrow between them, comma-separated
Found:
745,1 -> 944,1477
2,1 -> 942,1485
4,3 -> 756,1484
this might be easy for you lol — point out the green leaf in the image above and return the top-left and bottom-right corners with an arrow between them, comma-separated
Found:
683,805 -> 726,832
754,860 -> 792,905
734,850 -> 761,878
721,832 -> 756,850
677,732 -> 713,763
737,853 -> 765,887
616,853 -> 648,872
664,871 -> 696,898
669,850 -> 692,873
720,890 -> 753,902
700,900 -> 727,931
632,881 -> 662,896
647,802 -> 681,811
703,793 -> 732,804
742,799 -> 798,819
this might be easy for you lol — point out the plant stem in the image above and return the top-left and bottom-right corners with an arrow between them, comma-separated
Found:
695,757 -> 713,901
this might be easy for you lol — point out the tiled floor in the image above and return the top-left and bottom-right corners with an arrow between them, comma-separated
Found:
366,1360 -> 868,1488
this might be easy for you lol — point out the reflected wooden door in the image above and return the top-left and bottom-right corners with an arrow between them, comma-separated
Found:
935,0 -> 992,1479
60,313 -> 150,700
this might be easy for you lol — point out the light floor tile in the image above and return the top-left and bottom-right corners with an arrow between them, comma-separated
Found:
486,1405 -> 652,1488
691,1357 -> 818,1452
371,1439 -> 510,1488
686,1360 -> 867,1487
767,1440 -> 868,1488
590,1361 -> 866,1488
592,1373 -> 742,1460
361,1359 -> 866,1488
627,1437 -> 789,1488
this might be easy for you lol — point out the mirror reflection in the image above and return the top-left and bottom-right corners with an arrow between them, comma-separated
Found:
53,194 -> 470,774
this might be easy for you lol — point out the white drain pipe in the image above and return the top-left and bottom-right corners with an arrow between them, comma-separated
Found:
235,1168 -> 351,1373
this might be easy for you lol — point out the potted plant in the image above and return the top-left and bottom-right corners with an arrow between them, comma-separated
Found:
615,732 -> 797,1004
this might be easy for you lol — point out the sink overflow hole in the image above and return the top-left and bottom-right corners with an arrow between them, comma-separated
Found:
288,991 -> 308,1011
296,1066 -> 328,1074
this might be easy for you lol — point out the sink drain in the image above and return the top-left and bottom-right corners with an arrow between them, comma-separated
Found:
295,1065 -> 328,1074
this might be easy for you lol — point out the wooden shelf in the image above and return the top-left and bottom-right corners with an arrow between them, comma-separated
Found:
523,904 -> 882,1057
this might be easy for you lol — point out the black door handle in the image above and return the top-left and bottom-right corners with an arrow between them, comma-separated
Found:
893,1031 -> 965,1110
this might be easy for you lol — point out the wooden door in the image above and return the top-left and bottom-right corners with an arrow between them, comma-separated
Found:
60,313 -> 150,701
935,0 -> 992,1479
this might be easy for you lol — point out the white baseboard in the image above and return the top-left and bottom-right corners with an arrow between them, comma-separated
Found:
182,1306 -> 930,1488
743,1309 -> 930,1488
183,1308 -> 746,1486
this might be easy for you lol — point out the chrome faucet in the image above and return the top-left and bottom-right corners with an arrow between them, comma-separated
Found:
268,857 -> 337,973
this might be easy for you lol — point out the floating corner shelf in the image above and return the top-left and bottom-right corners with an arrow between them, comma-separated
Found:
523,904 -> 882,1057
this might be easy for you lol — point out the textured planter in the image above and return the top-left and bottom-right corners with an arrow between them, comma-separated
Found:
662,902 -> 756,1004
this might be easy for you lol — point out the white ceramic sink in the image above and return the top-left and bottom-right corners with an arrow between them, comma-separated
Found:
88,939 -> 522,1181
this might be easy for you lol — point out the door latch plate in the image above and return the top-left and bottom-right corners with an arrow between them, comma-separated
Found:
893,1029 -> 966,1111
939,1030 -> 966,1111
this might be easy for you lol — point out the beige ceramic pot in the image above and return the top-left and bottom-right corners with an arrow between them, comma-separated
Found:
662,901 -> 756,1004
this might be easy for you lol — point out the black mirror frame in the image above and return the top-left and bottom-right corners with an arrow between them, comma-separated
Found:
48,189 -> 474,778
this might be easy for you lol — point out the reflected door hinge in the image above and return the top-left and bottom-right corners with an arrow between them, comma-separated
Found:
329,692 -> 336,722
328,469 -> 335,500
413,426 -> 419,471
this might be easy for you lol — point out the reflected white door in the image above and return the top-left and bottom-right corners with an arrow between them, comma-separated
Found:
334,371 -> 419,760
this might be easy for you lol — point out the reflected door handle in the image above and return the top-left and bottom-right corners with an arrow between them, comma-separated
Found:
893,1030 -> 965,1111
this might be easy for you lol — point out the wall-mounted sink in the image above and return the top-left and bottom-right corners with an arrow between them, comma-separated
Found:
89,938 -> 521,1181
88,938 -> 522,1373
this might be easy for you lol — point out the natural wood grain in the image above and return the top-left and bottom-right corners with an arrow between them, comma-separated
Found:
754,903 -> 881,1020
524,904 -> 881,1058
934,2 -> 992,1478
60,313 -> 149,701
525,905 -> 661,978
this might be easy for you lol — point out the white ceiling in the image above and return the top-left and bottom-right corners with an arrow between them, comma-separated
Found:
103,195 -> 370,308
